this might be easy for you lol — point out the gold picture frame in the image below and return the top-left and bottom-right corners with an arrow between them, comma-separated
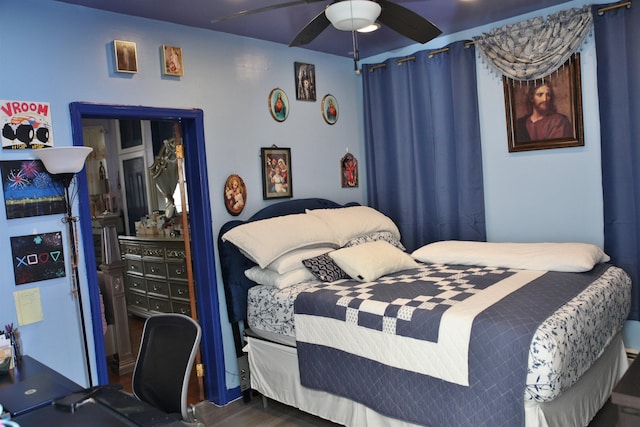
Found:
321,94 -> 338,125
268,88 -> 289,122
503,53 -> 584,152
161,45 -> 184,76
113,40 -> 138,73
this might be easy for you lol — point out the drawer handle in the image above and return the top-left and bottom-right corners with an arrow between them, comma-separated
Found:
153,285 -> 160,291
154,303 -> 161,310
175,268 -> 184,275
180,308 -> 188,314
178,289 -> 186,295
151,267 -> 158,273
130,265 -> 137,271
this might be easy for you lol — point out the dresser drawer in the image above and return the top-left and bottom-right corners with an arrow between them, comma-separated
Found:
125,259 -> 143,275
120,243 -> 141,257
144,261 -> 166,278
147,279 -> 169,297
148,297 -> 171,313
169,282 -> 190,301
125,275 -> 146,292
127,291 -> 148,311
142,246 -> 165,258
167,262 -> 187,280
172,301 -> 191,316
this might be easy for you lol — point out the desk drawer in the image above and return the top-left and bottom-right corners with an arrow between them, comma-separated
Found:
147,279 -> 169,297
144,261 -> 166,278
148,297 -> 171,313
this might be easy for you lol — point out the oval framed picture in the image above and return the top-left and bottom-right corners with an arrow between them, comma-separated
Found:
224,174 -> 247,216
321,94 -> 338,125
269,88 -> 289,122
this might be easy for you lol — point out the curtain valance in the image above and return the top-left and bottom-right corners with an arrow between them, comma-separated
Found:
472,6 -> 592,81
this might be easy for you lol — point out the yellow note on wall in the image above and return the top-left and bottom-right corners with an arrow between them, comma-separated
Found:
13,287 -> 44,326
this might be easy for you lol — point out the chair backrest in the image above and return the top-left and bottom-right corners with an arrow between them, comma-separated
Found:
132,313 -> 201,421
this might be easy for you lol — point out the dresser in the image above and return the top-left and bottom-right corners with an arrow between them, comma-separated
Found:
118,235 -> 192,318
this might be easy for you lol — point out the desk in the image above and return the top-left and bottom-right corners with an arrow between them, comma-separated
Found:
13,393 -> 185,427
0,355 -> 82,391
2,356 -> 185,427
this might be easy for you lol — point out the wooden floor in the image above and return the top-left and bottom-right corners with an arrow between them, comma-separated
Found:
108,316 -> 621,427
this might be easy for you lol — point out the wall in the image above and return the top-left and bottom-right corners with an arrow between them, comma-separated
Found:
0,0 -> 366,389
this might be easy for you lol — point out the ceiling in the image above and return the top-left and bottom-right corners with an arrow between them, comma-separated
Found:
55,0 -> 573,59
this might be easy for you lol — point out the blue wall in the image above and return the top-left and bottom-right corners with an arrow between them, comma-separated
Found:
1,0 -> 636,402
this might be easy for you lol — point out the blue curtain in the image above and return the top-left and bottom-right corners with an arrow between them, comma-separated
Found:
362,41 -> 485,252
594,3 -> 640,320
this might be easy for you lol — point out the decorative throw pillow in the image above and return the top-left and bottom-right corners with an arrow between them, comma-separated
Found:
329,240 -> 418,282
265,246 -> 336,274
302,253 -> 349,282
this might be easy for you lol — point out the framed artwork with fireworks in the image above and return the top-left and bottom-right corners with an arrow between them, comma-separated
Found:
1,159 -> 65,219
11,231 -> 66,285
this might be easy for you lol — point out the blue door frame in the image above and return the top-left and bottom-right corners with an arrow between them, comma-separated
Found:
69,102 -> 232,405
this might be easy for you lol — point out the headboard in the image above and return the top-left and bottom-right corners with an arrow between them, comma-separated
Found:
218,198 -> 359,324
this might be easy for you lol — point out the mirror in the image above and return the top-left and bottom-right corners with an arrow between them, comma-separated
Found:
148,137 -> 178,219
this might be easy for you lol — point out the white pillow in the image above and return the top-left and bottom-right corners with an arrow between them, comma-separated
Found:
411,241 -> 610,273
265,246 -> 335,274
221,213 -> 338,268
244,266 -> 318,289
328,240 -> 418,282
306,206 -> 401,246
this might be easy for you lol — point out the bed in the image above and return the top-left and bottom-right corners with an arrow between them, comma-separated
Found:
218,198 -> 631,427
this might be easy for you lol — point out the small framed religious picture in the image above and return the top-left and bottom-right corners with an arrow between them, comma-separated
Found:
341,152 -> 358,188
161,45 -> 184,76
321,94 -> 338,125
224,174 -> 247,216
269,88 -> 289,122
294,62 -> 316,101
503,53 -> 584,152
114,40 -> 138,73
261,146 -> 292,199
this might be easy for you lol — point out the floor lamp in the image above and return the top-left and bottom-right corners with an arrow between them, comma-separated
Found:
36,146 -> 94,387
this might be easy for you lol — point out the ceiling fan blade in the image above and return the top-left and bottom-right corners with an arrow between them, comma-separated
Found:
377,0 -> 442,44
289,10 -> 331,47
211,0 -> 324,24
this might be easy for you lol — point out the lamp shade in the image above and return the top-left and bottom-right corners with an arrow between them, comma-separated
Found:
326,0 -> 382,31
35,146 -> 93,174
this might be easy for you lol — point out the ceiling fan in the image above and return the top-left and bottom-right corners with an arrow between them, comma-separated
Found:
211,0 -> 442,49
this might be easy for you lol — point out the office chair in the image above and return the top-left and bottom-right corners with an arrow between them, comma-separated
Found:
132,313 -> 202,424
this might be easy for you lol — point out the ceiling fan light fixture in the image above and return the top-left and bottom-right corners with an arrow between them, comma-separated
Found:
326,1 -> 382,32
357,23 -> 380,33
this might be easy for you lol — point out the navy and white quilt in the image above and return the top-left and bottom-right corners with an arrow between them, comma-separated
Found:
294,262 -> 615,427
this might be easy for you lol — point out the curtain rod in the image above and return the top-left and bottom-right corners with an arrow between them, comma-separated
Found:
597,0 -> 632,14
368,41 -> 474,72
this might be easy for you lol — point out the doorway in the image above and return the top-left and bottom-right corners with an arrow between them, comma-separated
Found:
69,103 -> 230,405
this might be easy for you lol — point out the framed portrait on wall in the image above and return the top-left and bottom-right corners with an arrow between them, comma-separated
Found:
261,146 -> 292,199
114,40 -> 138,73
269,88 -> 289,122
161,45 -> 184,76
294,62 -> 316,101
503,53 -> 584,152
224,174 -> 247,216
322,94 -> 338,125
341,152 -> 358,188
